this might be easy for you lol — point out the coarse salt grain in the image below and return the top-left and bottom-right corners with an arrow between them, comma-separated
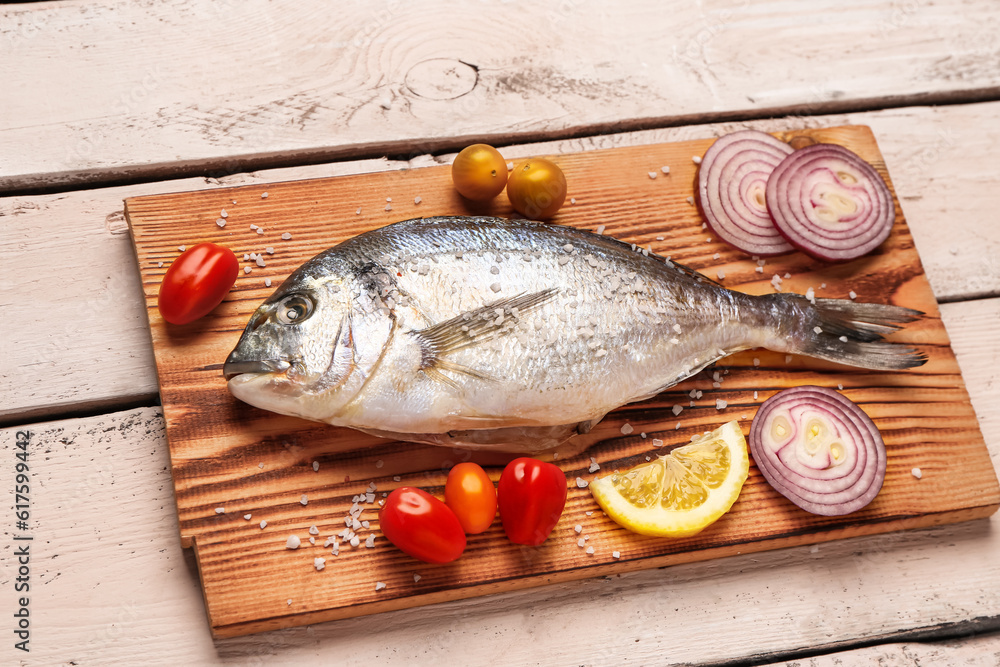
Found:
375,582 -> 387,591
281,232 -> 292,240
586,546 -> 595,555
259,520 -> 267,529
576,477 -> 588,488
258,462 -> 264,469
414,196 -> 422,204
244,514 -> 252,520
300,494 -> 308,506
912,467 -> 923,479
393,475 -> 401,482
385,204 -> 393,211
589,458 -> 600,473
716,399 -> 728,410
265,278 -> 272,287
215,507 -> 225,514
685,196 -> 695,205
220,209 -> 228,218
577,538 -> 586,548
574,524 -> 583,534
350,535 -> 361,548
308,537 -> 315,545
312,461 -> 319,472
612,551 -> 621,559
216,218 -> 226,227
376,459 -> 384,468
692,155 -> 702,164
365,534 -> 375,548
286,535 -> 301,549
570,198 -> 576,204
621,423 -> 634,435
672,404 -> 683,416
648,171 -> 657,179
309,525 -> 319,535
314,557 -> 326,571
413,573 -> 421,583
244,266 -> 252,274
661,165 -> 670,174
262,192 -> 268,198
178,245 -> 186,252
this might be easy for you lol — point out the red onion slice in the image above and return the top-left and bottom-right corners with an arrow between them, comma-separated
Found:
749,386 -> 886,516
766,144 -> 894,262
697,130 -> 795,257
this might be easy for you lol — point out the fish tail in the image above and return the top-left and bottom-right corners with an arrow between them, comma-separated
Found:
762,294 -> 928,371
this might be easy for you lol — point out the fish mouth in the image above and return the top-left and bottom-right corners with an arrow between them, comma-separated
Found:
223,356 -> 291,380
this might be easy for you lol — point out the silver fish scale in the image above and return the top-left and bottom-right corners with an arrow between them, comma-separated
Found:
327,217 -> 745,409
225,215 -> 925,450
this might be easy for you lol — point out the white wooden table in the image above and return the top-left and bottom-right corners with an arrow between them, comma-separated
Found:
2,1 -> 999,664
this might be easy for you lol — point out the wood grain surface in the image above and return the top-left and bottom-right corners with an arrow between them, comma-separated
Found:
123,125 -> 999,638
4,0 -> 1000,191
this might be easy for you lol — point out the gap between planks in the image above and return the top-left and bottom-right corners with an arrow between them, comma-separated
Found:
6,86 -> 1000,198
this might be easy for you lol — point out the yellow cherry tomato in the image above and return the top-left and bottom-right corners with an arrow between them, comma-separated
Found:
505,158 -> 567,220
452,144 -> 508,201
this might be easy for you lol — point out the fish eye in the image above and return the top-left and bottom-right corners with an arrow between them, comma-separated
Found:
275,293 -> 315,325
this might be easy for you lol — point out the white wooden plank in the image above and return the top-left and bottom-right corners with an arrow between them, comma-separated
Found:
3,102 -> 999,422
2,0 -> 1000,190
760,633 -> 1000,667
3,297 -> 997,666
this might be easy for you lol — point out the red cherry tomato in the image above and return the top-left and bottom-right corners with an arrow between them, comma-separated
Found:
158,242 -> 239,325
380,487 -> 466,564
497,458 -> 568,546
505,158 -> 567,220
445,462 -> 497,534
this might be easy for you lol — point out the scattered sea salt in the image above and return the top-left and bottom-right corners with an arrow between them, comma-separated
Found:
216,218 -> 226,227
652,438 -> 664,447
385,204 -> 393,212
849,290 -> 857,300
839,335 -> 848,343
576,477 -> 589,488
365,534 -> 375,548
685,196 -> 695,205
717,270 -> 726,280
661,165 -> 670,174
259,520 -> 267,529
309,525 -> 319,536
255,256 -> 266,267
838,384 -> 844,390
589,457 -> 600,473
286,535 -> 301,549
376,459 -> 384,469
413,574 -> 422,583
215,507 -> 225,514
244,266 -> 252,274
716,399 -> 728,410
350,535 -> 361,548
393,475 -> 401,482
672,404 -> 683,416
281,232 -> 292,240
620,423 -> 634,435
300,494 -> 308,506
814,326 -> 823,334
414,196 -> 422,204
570,197 -> 577,205
178,245 -> 186,252
612,551 -> 621,559
692,155 -> 702,164
312,461 -> 319,472
912,467 -> 923,479
585,546 -> 595,555
258,462 -> 264,469
244,514 -> 252,520
314,557 -> 326,571
375,582 -> 387,591
577,538 -> 586,548
262,192 -> 268,198
648,171 -> 657,179
574,524 -> 583,534
753,391 -> 758,400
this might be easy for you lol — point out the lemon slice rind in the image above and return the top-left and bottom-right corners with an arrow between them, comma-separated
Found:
589,421 -> 750,538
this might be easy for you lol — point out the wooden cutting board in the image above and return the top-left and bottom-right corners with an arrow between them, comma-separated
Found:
124,125 -> 999,639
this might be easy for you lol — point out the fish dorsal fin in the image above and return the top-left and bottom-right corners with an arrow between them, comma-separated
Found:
410,288 -> 559,382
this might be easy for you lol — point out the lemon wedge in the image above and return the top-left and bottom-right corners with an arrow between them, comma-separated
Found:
589,420 -> 749,537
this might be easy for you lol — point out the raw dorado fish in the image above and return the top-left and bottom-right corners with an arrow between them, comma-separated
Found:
223,216 -> 924,452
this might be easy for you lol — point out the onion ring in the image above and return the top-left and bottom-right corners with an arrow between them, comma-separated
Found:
749,386 -> 886,516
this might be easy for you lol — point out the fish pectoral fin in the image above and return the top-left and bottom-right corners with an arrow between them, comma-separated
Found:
410,287 -> 559,381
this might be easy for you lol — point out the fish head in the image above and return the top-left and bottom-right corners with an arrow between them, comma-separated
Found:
223,274 -> 376,422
